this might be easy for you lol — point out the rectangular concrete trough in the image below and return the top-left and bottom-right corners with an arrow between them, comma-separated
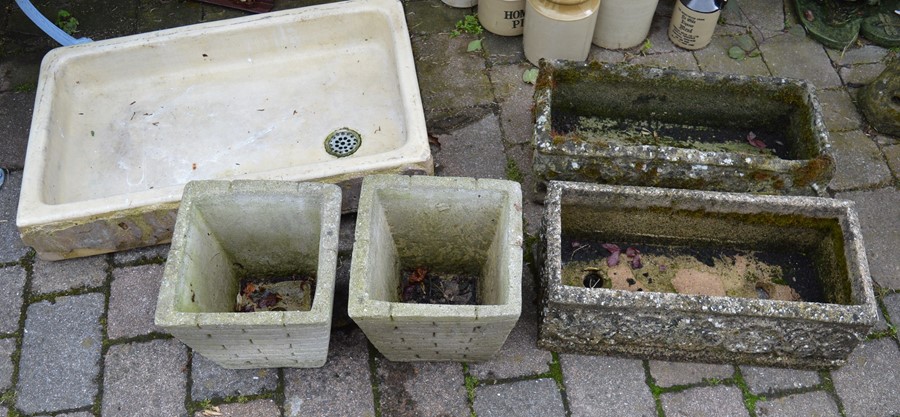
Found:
532,60 -> 833,197
537,181 -> 878,369
155,180 -> 340,369
17,0 -> 432,260
349,175 -> 523,361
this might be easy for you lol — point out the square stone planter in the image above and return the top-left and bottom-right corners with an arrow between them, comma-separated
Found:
532,60 -> 833,197
155,180 -> 340,369
349,175 -> 522,361
537,181 -> 878,369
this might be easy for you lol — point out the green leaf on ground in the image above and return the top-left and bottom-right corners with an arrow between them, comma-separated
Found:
467,39 -> 482,52
522,68 -> 539,84
728,46 -> 746,60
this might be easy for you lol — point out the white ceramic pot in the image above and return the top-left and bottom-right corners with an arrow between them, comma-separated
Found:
442,0 -> 478,8
523,0 -> 601,65
592,0 -> 659,49
479,0 -> 526,36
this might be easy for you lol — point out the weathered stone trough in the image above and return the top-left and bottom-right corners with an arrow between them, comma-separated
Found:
532,60 -> 833,197
155,180 -> 340,369
537,181 -> 878,369
349,175 -> 522,361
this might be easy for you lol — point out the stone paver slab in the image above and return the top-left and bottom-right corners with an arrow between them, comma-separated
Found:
761,33 -> 842,88
193,399 -> 281,417
484,33 -> 526,66
111,244 -> 170,265
404,0 -> 469,36
0,93 -> 33,169
0,266 -> 25,334
490,63 -> 535,145
882,144 -> 900,182
649,360 -> 733,388
31,255 -> 107,295
631,51 -> 700,71
0,338 -> 15,392
694,36 -> 769,76
474,378 -> 566,417
0,170 -> 27,262
739,366 -> 820,394
191,353 -> 278,401
376,358 -> 468,417
835,189 -> 900,289
832,338 -> 900,417
102,338 -> 188,417
660,385 -> 750,417
17,293 -> 104,414
108,264 -> 165,339
283,327 -> 375,417
434,114 -> 507,179
827,44 -> 889,65
561,354 -> 656,417
840,63 -> 887,86
827,130 -> 892,191
138,0 -> 203,32
817,88 -> 862,132
756,391 -> 840,417
884,293 -> 900,328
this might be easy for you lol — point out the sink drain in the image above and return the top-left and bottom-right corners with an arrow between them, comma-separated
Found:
325,128 -> 362,157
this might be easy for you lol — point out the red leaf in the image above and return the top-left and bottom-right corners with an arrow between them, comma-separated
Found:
625,247 -> 640,257
631,253 -> 643,269
601,243 -> 620,253
747,131 -> 767,149
607,251 -> 620,267
409,267 -> 428,284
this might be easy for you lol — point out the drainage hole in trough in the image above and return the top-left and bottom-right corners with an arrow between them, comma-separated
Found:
325,128 -> 362,157
583,271 -> 605,288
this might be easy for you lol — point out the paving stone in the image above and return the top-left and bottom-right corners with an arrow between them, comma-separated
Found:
138,0 -> 203,32
412,34 -> 494,133
882,144 -> 900,182
839,63 -> 887,86
884,293 -> 900,328
649,360 -> 733,388
0,338 -> 16,392
0,170 -> 28,262
17,293 -> 104,414
8,0 -> 140,40
200,4 -> 246,22
660,385 -> 750,417
630,51 -> 700,71
739,365 -> 820,394
434,114 -> 507,179
646,12 -> 680,55
191,352 -> 278,401
835,189 -> 900,289
469,268 -> 550,380
694,36 -> 770,76
404,0 -> 470,36
817,88 -> 863,132
474,378 -> 566,417
827,44 -> 890,65
111,244 -> 170,265
283,327 -> 375,417
376,357 -> 468,417
504,143 -> 541,216
827,130 -> 892,191
35,413 -> 94,417
728,0 -> 785,34
870,300 -> 891,334
760,33 -> 842,89
756,391 -> 841,417
31,255 -> 107,295
193,399 -> 281,417
490,63 -> 535,145
484,32 -> 526,66
872,133 -> 899,147
107,264 -> 165,339
0,93 -> 33,169
588,47 -> 626,63
831,338 -> 900,417
0,266 -> 25,334
102,338 -> 188,417
561,354 -> 656,417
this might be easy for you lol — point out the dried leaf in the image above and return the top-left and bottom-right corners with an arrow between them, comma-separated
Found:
602,243 -> 621,267
631,253 -> 643,269
747,131 -> 767,149
625,246 -> 639,257
202,406 -> 223,416
428,133 -> 442,149
601,243 -> 620,253
409,267 -> 428,284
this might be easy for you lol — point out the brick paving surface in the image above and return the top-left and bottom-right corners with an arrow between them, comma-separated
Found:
0,0 -> 898,415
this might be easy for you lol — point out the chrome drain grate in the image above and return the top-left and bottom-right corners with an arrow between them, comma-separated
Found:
325,128 -> 362,157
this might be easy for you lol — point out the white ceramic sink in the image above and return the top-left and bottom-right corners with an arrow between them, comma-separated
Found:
18,0 -> 432,260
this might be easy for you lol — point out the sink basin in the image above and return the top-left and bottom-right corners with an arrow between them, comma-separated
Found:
18,0 -> 433,260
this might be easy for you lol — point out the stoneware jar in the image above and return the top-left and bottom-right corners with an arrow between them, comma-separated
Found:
523,0 -> 602,65
479,0 -> 526,36
668,0 -> 726,50
442,0 -> 478,8
593,0 -> 660,49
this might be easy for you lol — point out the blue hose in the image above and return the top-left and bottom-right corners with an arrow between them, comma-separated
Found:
15,0 -> 92,46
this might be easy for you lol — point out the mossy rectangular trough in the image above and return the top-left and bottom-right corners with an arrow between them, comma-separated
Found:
532,61 -> 833,196
349,175 -> 522,361
537,181 -> 878,369
155,180 -> 340,369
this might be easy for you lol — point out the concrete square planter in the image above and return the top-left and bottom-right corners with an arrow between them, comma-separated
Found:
155,180 -> 340,369
537,181 -> 878,369
349,175 -> 522,361
532,61 -> 833,197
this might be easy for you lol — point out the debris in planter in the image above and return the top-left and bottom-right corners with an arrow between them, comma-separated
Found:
235,275 -> 315,312
399,267 -> 478,305
561,236 -> 825,302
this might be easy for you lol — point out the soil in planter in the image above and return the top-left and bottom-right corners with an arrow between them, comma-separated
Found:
551,110 -> 796,160
398,267 -> 478,305
560,235 -> 826,303
235,274 -> 316,312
